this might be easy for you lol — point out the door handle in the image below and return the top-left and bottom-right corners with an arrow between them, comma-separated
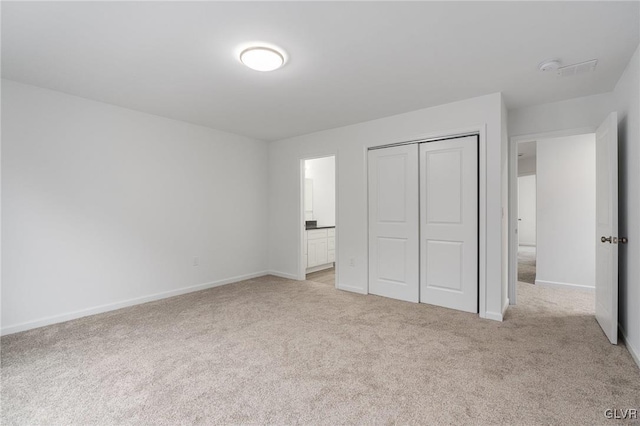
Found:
601,236 -> 612,243
620,237 -> 628,244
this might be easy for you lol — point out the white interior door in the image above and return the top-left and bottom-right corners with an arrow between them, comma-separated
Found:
420,136 -> 478,313
517,175 -> 537,246
368,144 -> 419,302
595,112 -> 618,344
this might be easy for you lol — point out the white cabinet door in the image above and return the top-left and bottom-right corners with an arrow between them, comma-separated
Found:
316,240 -> 328,265
420,136 -> 478,313
595,112 -> 618,344
308,239 -> 318,268
368,144 -> 419,303
308,238 -> 328,268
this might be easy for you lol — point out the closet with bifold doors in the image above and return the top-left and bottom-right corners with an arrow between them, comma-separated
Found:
368,135 -> 479,313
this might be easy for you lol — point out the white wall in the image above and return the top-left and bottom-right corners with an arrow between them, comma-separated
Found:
614,45 -> 640,367
305,156 -> 335,226
1,80 -> 269,334
536,134 -> 596,290
268,92 -> 508,320
517,175 -> 536,246
518,157 -> 536,176
509,92 -> 615,137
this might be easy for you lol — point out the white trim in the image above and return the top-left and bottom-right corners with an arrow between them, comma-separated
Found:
619,324 -> 640,370
508,134 -> 518,305
508,127 -> 597,306
1,271 -> 269,336
485,297 -> 510,321
305,263 -> 334,274
268,270 -> 300,281
484,311 -> 503,321
365,124 -> 488,319
534,279 -> 595,292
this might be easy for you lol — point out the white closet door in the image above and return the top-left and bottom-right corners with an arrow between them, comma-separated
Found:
420,136 -> 478,312
368,144 -> 419,302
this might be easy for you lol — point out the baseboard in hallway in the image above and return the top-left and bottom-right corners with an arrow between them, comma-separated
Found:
535,279 -> 595,292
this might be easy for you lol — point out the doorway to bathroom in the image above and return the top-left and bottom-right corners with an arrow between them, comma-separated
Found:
302,156 -> 336,287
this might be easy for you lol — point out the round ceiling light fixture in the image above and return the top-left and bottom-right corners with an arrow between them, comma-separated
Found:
240,46 -> 285,72
538,59 -> 561,73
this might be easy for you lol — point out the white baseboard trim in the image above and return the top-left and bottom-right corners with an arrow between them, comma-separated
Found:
483,299 -> 509,321
484,310 -> 503,321
535,279 -> 595,292
1,271 -> 269,336
266,270 -> 300,281
305,263 -> 334,274
619,324 -> 640,370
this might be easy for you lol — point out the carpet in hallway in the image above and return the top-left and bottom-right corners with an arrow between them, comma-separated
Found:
518,247 -> 536,284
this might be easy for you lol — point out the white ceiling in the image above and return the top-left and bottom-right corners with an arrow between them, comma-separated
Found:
2,2 -> 638,141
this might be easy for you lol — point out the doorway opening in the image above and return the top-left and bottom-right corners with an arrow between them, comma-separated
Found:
301,155 -> 336,287
509,113 -> 620,344
511,132 -> 597,305
516,142 -> 537,285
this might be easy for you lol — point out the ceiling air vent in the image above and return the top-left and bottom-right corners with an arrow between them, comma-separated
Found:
557,59 -> 598,77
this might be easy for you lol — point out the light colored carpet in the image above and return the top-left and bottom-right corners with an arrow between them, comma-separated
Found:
2,276 -> 639,425
518,246 -> 536,284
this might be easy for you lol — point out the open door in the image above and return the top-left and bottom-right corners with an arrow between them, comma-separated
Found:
595,112 -> 618,344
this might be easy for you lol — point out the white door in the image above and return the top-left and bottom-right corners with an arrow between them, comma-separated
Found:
517,175 -> 537,246
420,136 -> 478,313
368,144 -> 419,302
595,112 -> 618,344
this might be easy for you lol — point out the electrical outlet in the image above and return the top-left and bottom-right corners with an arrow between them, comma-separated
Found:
349,258 -> 355,267
193,256 -> 199,266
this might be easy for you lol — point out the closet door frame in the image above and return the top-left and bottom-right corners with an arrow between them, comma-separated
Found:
366,126 -> 488,319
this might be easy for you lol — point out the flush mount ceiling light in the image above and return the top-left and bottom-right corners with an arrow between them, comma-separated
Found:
538,59 -> 561,72
239,46 -> 285,72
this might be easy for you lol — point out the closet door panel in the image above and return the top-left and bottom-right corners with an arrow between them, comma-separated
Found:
368,145 -> 419,303
420,136 -> 478,312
